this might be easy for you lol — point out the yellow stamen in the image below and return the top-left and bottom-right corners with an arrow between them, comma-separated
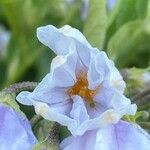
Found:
67,71 -> 99,108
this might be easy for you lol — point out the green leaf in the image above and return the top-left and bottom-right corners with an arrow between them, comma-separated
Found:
105,0 -> 149,49
107,19 -> 150,68
123,111 -> 149,123
83,0 -> 107,49
0,93 -> 24,115
32,118 -> 60,150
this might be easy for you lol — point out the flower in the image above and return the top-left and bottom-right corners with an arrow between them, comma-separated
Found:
107,0 -> 116,11
16,25 -> 136,136
60,120 -> 150,150
0,25 -> 10,57
0,103 -> 37,150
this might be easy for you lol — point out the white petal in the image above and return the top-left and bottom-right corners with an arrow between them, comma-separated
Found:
37,25 -> 91,55
74,109 -> 121,136
94,82 -> 115,107
95,51 -> 111,80
51,50 -> 77,87
109,60 -> 126,93
95,84 -> 137,118
59,25 -> 91,48
109,91 -> 137,116
87,53 -> 104,90
70,96 -> 89,125
31,87 -> 69,105
33,101 -> 77,130
37,25 -> 71,55
16,91 -> 33,106
34,73 -> 52,93
75,42 -> 92,67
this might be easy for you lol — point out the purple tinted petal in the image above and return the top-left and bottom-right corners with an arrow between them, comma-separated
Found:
94,81 -> 114,107
95,52 -> 111,80
52,50 -> 77,88
32,87 -> 70,105
0,103 -> 37,150
70,96 -> 89,125
49,100 -> 72,115
87,54 -> 104,90
96,121 -> 150,150
61,121 -> 150,150
60,129 -> 98,150
94,82 -> 136,117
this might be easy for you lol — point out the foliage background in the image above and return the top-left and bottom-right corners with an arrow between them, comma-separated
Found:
0,0 -> 150,132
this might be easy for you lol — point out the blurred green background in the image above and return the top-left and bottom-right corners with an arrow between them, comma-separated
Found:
0,0 -> 150,90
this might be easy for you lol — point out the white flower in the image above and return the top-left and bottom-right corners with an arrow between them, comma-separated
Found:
17,25 -> 136,136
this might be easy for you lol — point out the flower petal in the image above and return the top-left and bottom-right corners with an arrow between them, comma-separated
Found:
94,81 -> 115,107
16,91 -> 33,106
74,109 -> 121,136
32,87 -> 69,105
95,83 -> 137,117
61,121 -> 150,150
109,91 -> 137,116
70,96 -> 89,126
33,101 -> 77,131
51,50 -> 77,87
59,25 -> 91,48
109,60 -> 126,93
0,103 -> 37,150
87,54 -> 104,90
60,130 -> 98,150
17,72 -> 70,105
95,52 -> 111,80
95,121 -> 150,150
37,25 -> 91,55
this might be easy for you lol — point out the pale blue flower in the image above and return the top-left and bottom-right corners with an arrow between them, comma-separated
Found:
0,103 -> 37,150
0,26 -> 10,57
17,25 -> 136,136
65,0 -> 116,21
107,0 -> 116,10
60,121 -> 150,150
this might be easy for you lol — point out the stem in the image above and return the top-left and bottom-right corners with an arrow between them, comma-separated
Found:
30,115 -> 42,128
48,122 -> 60,144
0,81 -> 38,97
133,89 -> 150,101
133,89 -> 150,106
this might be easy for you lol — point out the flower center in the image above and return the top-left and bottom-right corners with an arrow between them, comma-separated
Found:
67,71 -> 98,108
